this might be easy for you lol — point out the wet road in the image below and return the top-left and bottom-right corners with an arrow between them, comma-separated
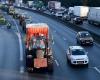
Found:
0,11 -> 24,80
16,9 -> 100,80
0,8 -> 100,80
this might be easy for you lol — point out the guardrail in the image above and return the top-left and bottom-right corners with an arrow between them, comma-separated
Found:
15,6 -> 100,44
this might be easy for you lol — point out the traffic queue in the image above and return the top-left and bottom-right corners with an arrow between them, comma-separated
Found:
16,9 -> 94,68
5,7 -> 94,73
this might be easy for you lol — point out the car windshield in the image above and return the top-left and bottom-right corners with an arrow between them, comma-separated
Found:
80,32 -> 91,38
72,49 -> 85,55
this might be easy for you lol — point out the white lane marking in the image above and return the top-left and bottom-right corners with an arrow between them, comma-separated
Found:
12,17 -> 24,73
54,60 -> 59,67
16,33 -> 23,61
94,67 -> 100,74
52,41 -> 54,45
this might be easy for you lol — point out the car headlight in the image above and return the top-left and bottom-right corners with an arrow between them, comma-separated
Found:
71,58 -> 76,62
73,61 -> 77,63
80,39 -> 84,42
84,58 -> 89,61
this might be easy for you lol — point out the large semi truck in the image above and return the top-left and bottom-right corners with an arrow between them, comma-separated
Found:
88,7 -> 100,26
25,23 -> 53,72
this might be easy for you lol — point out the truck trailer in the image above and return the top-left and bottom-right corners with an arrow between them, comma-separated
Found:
73,6 -> 89,19
25,23 -> 53,72
88,7 -> 100,26
48,1 -> 61,10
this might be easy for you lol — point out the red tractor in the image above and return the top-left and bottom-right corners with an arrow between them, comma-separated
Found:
25,23 -> 53,72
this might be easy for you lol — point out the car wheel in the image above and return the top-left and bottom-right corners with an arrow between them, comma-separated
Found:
85,64 -> 89,67
76,39 -> 79,44
67,57 -> 70,64
48,65 -> 53,73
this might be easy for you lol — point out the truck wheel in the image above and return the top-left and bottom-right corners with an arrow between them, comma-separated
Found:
27,67 -> 33,73
67,57 -> 70,63
76,39 -> 79,44
88,20 -> 91,24
48,65 -> 53,73
88,20 -> 93,24
47,58 -> 53,73
25,49 -> 29,55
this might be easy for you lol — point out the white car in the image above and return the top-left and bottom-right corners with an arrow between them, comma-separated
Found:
54,12 -> 63,17
67,46 -> 89,66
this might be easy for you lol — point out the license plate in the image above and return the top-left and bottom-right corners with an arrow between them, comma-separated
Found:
78,61 -> 83,64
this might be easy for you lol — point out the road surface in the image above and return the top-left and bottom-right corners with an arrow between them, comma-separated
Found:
16,9 -> 100,80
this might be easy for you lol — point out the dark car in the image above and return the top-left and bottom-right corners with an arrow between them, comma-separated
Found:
22,18 -> 33,33
19,13 -> 29,26
76,31 -> 94,45
62,14 -> 71,21
73,17 -> 83,24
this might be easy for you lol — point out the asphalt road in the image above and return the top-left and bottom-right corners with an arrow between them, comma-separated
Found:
0,11 -> 25,80
13,8 -> 100,80
79,21 -> 100,36
43,9 -> 100,36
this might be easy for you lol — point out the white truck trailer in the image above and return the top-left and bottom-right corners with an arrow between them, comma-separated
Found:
73,6 -> 89,19
27,1 -> 33,8
48,1 -> 61,10
88,7 -> 100,26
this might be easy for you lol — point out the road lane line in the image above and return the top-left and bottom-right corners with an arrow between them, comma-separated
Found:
94,67 -> 100,74
54,60 -> 59,67
20,66 -> 24,73
12,18 -> 24,73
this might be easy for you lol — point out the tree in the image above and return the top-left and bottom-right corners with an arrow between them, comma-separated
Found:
23,0 -> 100,7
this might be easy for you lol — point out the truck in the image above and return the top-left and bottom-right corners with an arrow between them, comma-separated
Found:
0,14 -> 6,25
34,1 -> 44,10
73,6 -> 89,19
48,1 -> 61,10
88,7 -> 100,26
27,1 -> 33,8
8,6 -> 15,15
25,23 -> 53,72
68,7 -> 74,14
